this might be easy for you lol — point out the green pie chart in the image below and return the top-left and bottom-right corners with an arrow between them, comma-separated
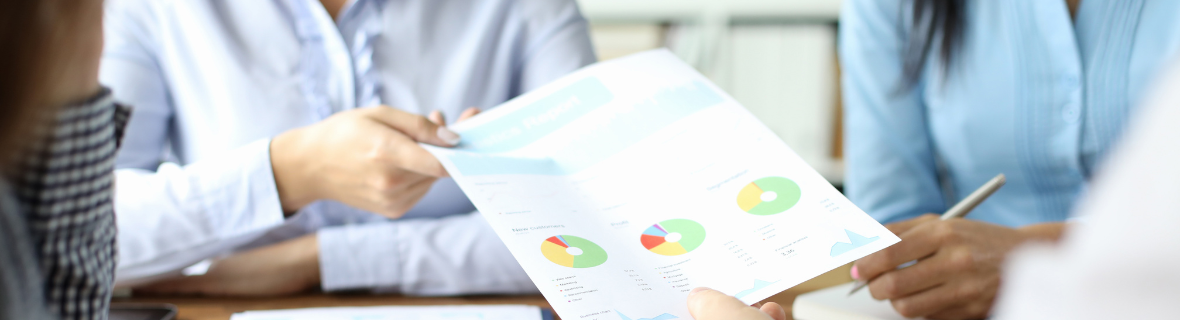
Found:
736,176 -> 801,215
541,235 -> 608,268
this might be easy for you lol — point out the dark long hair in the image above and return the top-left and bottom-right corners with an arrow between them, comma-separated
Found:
904,0 -> 966,88
0,0 -> 84,173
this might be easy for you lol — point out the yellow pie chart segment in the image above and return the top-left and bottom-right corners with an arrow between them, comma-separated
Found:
737,183 -> 764,212
541,240 -> 575,267
649,241 -> 688,256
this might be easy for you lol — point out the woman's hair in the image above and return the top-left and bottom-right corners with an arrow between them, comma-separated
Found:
0,1 -> 82,173
903,0 -> 966,88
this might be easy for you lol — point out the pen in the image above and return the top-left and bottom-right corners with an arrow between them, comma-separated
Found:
847,173 -> 1007,296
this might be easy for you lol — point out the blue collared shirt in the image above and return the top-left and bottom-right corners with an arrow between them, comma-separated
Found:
840,0 -> 1180,227
102,0 -> 595,293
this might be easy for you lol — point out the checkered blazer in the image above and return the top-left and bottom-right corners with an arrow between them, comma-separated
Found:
15,89 -> 129,320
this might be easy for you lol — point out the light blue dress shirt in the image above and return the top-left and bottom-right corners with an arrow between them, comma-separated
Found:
101,0 -> 595,294
840,0 -> 1180,227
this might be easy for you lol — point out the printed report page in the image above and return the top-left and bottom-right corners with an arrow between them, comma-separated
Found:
424,50 -> 899,320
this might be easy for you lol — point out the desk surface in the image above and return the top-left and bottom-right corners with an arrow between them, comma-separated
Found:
115,294 -> 555,320
117,264 -> 852,320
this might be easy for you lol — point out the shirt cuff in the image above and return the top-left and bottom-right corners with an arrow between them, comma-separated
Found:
317,222 -> 402,291
209,139 -> 286,237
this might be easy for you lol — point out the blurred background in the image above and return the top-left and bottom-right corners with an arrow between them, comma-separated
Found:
578,0 -> 844,185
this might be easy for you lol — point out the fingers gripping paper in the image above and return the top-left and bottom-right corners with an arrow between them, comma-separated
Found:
423,50 -> 899,320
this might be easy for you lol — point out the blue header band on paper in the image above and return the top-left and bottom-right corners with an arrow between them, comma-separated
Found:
450,79 -> 724,176
456,77 -> 614,153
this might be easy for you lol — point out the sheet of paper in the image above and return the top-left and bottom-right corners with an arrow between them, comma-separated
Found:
424,49 -> 900,320
793,282 -> 917,320
229,305 -> 542,320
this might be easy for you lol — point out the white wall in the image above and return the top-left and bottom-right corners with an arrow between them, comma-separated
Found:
580,0 -> 844,182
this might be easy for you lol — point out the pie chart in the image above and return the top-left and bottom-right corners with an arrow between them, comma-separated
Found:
640,219 -> 706,256
737,176 -> 801,215
541,235 -> 608,268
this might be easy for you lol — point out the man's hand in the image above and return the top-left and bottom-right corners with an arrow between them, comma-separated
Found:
134,234 -> 321,297
687,287 -> 788,320
270,107 -> 464,218
853,214 -> 1064,319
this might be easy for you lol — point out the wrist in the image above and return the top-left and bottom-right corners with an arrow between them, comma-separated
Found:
270,129 -> 318,214
297,234 -> 322,289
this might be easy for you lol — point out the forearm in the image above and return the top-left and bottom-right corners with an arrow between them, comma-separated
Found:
318,211 -> 538,295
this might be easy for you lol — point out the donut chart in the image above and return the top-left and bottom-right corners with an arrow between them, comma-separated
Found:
737,176 -> 801,215
541,235 -> 608,268
640,219 -> 706,256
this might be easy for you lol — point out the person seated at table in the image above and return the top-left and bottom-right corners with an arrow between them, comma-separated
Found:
841,0 -> 1180,318
102,0 -> 595,296
686,53 -> 1180,320
0,0 -> 129,318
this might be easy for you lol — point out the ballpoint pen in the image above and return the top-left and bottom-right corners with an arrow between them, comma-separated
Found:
847,173 -> 1007,296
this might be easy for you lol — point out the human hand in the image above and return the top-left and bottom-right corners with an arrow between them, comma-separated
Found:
135,234 -> 321,297
427,107 -> 481,125
687,287 -> 788,320
270,107 -> 462,218
853,214 -> 1064,319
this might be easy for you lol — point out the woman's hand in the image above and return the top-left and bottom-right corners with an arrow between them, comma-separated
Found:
852,214 -> 1064,319
270,106 -> 467,218
687,287 -> 788,320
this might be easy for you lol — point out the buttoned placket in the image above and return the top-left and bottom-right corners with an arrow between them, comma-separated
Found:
344,0 -> 387,108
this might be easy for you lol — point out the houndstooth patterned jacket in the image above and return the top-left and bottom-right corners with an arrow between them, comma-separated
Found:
14,88 -> 129,320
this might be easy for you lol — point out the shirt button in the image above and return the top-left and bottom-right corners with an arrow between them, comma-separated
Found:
1063,103 -> 1081,123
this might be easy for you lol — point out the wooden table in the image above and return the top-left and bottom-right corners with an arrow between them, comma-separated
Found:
117,264 -> 852,320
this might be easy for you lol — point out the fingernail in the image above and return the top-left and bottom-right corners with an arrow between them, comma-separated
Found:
437,127 -> 461,146
850,265 -> 860,280
689,287 -> 712,296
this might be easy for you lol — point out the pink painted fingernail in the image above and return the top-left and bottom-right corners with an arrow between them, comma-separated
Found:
851,265 -> 860,280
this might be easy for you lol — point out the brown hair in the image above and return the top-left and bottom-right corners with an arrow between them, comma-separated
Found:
0,0 -> 89,173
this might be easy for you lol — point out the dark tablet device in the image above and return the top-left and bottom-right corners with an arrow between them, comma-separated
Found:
109,303 -> 177,320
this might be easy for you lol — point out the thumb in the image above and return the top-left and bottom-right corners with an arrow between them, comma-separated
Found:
687,287 -> 775,320
363,106 -> 462,147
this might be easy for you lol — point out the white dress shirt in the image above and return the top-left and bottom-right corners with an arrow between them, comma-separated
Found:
101,0 -> 595,294
992,58 -> 1180,319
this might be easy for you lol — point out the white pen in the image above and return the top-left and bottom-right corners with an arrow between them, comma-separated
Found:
847,173 -> 1007,296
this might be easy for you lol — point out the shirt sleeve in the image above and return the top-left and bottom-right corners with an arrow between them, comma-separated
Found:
839,0 -> 947,224
317,211 -> 538,295
102,1 -> 286,286
515,0 -> 598,92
